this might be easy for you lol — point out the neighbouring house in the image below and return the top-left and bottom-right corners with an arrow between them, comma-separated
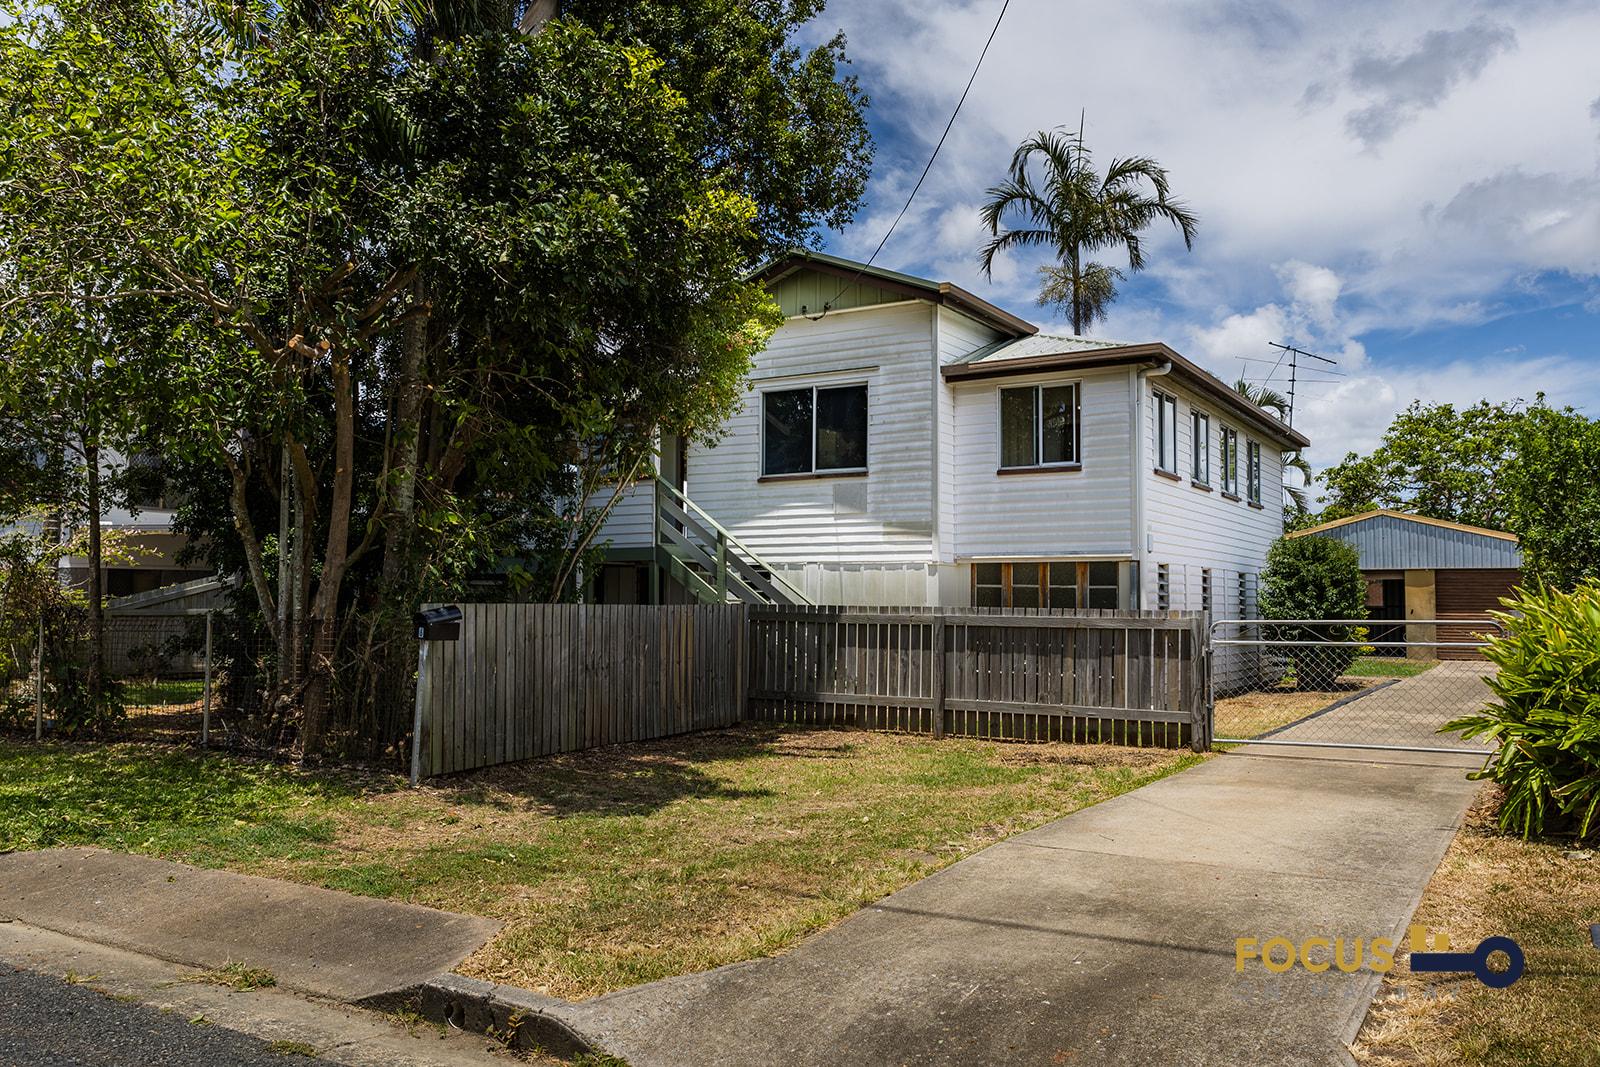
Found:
1287,509 -> 1523,660
591,249 -> 1309,612
55,450 -> 212,599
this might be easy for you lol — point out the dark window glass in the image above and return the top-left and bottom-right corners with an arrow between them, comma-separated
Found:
1048,563 -> 1078,609
1011,562 -> 1041,609
1000,387 -> 1035,468
762,389 -> 813,475
974,562 -> 1003,607
816,385 -> 868,470
1087,561 -> 1120,609
1040,385 -> 1076,464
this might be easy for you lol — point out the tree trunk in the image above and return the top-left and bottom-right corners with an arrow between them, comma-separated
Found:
301,353 -> 357,752
83,439 -> 104,709
381,277 -> 428,589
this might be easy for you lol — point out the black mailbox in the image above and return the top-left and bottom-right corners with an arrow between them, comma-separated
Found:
413,605 -> 463,641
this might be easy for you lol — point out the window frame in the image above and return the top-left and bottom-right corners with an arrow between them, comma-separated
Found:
1154,390 -> 1179,474
997,380 -> 1082,472
971,560 -> 1122,610
1219,425 -> 1239,496
1190,410 -> 1210,485
1246,439 -> 1263,504
758,381 -> 870,479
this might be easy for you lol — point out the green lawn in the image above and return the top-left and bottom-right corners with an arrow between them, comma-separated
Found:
0,728 -> 1203,1000
121,677 -> 206,706
1345,657 -> 1439,679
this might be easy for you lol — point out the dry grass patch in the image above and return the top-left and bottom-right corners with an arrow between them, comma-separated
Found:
0,728 -> 1200,1002
1353,786 -> 1600,1067
1213,681 -> 1380,739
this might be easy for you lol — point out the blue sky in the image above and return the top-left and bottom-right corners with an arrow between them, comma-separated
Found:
804,0 -> 1600,469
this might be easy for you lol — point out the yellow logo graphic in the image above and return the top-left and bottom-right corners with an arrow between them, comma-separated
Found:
1235,925 -> 1448,974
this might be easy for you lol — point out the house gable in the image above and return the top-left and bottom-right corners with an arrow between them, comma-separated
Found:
769,268 -> 906,318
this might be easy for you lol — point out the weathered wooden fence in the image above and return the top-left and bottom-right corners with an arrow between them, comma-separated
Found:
746,607 -> 1206,749
414,604 -> 1207,779
414,604 -> 746,777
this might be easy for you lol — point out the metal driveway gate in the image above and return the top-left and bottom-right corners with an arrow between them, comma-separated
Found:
1208,618 -> 1502,754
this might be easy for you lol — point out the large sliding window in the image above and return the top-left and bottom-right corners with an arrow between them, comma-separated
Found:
998,382 -> 1079,470
972,561 -> 1121,610
1191,410 -> 1210,485
1155,391 -> 1178,473
761,383 -> 868,477
1219,426 -> 1239,495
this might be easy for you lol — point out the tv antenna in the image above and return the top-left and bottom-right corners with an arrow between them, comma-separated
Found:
1265,342 -> 1338,426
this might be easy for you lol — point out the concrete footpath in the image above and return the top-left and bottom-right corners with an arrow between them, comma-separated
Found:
553,744 -> 1483,1067
0,848 -> 500,1001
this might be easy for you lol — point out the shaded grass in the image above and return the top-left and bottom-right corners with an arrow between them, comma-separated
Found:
0,728 -> 1201,1001
1353,786 -> 1600,1067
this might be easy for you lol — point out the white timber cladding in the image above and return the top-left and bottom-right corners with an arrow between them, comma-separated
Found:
591,481 -> 655,548
935,307 -> 1007,564
1141,376 -> 1284,612
682,300 -> 940,566
950,366 -> 1136,559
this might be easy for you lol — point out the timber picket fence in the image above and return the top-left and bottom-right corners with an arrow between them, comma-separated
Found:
413,604 -> 1207,780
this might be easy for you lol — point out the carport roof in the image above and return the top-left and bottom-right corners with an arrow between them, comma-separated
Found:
1288,509 -> 1523,571
1290,509 -> 1517,542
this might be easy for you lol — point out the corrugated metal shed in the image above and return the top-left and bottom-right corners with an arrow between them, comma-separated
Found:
1290,510 -> 1522,570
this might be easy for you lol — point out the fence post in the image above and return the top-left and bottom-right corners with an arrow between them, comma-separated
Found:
1190,618 -> 1208,752
34,614 -> 44,741
201,610 -> 214,747
410,641 -> 430,787
931,611 -> 946,739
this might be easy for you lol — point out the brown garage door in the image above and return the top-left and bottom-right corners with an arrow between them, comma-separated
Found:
1436,568 -> 1520,659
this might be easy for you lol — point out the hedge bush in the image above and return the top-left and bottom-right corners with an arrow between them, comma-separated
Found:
1445,582 -> 1600,842
1257,534 -> 1367,690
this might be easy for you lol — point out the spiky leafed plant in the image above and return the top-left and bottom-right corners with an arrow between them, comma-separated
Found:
1234,377 -> 1313,511
979,125 -> 1197,335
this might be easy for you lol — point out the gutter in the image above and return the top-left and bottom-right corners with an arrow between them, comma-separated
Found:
1131,360 -> 1173,609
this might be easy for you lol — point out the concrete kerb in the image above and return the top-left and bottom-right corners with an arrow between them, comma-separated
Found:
361,974 -> 603,1061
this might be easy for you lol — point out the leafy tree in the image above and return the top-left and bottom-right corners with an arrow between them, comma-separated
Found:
1257,534 -> 1366,689
1498,405 -> 1600,591
978,125 -> 1197,334
0,0 -> 869,754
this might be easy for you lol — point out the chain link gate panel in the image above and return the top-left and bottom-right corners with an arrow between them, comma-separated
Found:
1208,618 -> 1502,754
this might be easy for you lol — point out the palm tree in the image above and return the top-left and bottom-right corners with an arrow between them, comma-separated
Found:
1234,378 -> 1313,512
979,125 -> 1197,335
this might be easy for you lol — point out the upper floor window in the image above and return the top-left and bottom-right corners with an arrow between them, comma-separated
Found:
999,382 -> 1079,470
1191,411 -> 1210,485
1219,426 -> 1239,495
1247,440 -> 1263,504
1155,391 -> 1178,473
762,383 -> 868,477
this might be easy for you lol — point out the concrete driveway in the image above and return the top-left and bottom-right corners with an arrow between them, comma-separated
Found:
552,745 -> 1486,1065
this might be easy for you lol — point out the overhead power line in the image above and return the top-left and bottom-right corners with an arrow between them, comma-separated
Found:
805,0 -> 1011,320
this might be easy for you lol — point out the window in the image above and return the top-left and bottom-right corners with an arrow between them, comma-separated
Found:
1155,391 -> 1178,472
761,384 -> 867,477
1201,569 -> 1213,613
1190,411 -> 1210,484
999,382 -> 1079,469
970,561 -> 1122,610
1219,426 -> 1239,495
1156,564 -> 1171,610
1247,440 -> 1263,504
1237,571 -> 1250,619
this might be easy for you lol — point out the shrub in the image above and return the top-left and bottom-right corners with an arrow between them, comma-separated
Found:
1445,583 -> 1600,842
1256,534 -> 1367,690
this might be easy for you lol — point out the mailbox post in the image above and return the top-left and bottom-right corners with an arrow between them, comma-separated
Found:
410,605 -> 463,786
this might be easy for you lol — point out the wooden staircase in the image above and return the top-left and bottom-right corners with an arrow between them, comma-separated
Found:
650,476 -> 811,606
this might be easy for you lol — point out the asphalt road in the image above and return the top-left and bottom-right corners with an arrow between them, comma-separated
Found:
0,965 -> 337,1066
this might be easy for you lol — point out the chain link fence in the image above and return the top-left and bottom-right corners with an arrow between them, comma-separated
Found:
1209,618 -> 1502,753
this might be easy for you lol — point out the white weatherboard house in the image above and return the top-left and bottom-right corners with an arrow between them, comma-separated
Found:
592,250 -> 1310,613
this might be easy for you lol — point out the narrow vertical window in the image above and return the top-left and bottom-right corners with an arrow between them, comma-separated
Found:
1201,568 -> 1213,613
1155,391 -> 1178,472
1191,411 -> 1210,484
1237,571 -> 1249,618
1220,426 -> 1238,495
1247,440 -> 1263,504
1157,564 -> 1171,610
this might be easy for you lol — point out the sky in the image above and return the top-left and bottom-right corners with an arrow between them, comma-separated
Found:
803,0 -> 1600,472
